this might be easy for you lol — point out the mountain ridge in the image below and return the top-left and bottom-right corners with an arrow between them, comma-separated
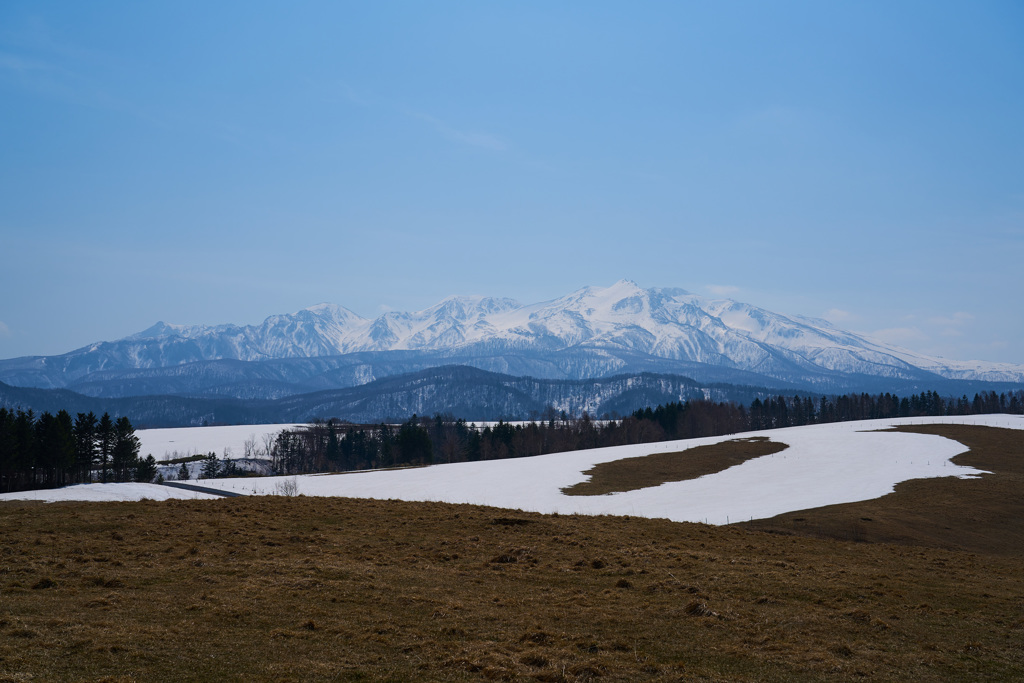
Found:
2,281 -> 1022,397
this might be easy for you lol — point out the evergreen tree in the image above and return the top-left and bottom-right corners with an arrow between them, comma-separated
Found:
134,455 -> 158,483
111,416 -> 140,483
12,409 -> 35,488
397,416 -> 432,466
200,452 -> 220,479
32,412 -> 56,488
326,425 -> 341,467
0,408 -> 14,491
218,456 -> 238,477
96,413 -> 115,483
44,410 -> 76,487
73,412 -> 98,483
178,462 -> 191,480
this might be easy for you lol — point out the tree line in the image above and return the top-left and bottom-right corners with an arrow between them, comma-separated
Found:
263,389 -> 1024,476
0,408 -> 156,493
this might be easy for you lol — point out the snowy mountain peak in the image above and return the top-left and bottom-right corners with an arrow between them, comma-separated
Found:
128,321 -> 179,340
423,295 -> 521,321
8,282 -> 1023,388
126,321 -> 213,341
302,303 -> 364,321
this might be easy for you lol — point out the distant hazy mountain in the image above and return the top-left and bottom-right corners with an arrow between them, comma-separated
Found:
2,280 -> 1022,398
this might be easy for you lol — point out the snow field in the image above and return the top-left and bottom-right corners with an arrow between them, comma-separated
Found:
0,483 -> 222,503
137,424 -> 303,461
4,414 -> 1022,524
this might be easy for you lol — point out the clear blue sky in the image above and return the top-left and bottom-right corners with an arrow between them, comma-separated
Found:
1,1 -> 1022,363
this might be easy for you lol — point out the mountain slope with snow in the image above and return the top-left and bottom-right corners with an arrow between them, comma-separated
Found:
2,281 -> 1022,393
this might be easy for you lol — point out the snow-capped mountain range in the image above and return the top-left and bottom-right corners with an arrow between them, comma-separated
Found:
2,280 -> 1023,397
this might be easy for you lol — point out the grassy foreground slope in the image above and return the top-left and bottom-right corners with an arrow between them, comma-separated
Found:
2,424 -> 1023,681
1,496 -> 1022,681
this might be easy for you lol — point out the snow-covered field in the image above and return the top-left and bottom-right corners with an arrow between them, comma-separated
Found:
137,423 -> 303,479
0,482 -> 222,502
137,424 -> 303,461
4,415 -> 1022,523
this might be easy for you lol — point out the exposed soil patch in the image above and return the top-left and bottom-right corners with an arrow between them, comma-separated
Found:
741,425 -> 1024,556
563,436 -> 788,496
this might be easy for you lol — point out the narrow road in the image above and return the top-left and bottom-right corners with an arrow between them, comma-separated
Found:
159,481 -> 244,498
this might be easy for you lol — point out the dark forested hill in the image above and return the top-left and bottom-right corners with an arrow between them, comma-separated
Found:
0,368 -> 788,427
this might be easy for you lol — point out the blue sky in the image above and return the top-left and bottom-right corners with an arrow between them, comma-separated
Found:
1,1 -> 1022,363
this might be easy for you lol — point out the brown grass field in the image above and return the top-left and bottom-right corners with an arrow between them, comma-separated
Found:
562,436 -> 788,496
2,424 -> 1023,681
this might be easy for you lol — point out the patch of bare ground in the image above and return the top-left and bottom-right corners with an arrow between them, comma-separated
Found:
741,425 -> 1024,557
563,436 -> 788,496
2,491 -> 1023,680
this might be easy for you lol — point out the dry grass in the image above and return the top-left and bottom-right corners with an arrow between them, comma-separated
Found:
2,424 -> 1023,681
562,436 -> 788,496
1,500 -> 1021,680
